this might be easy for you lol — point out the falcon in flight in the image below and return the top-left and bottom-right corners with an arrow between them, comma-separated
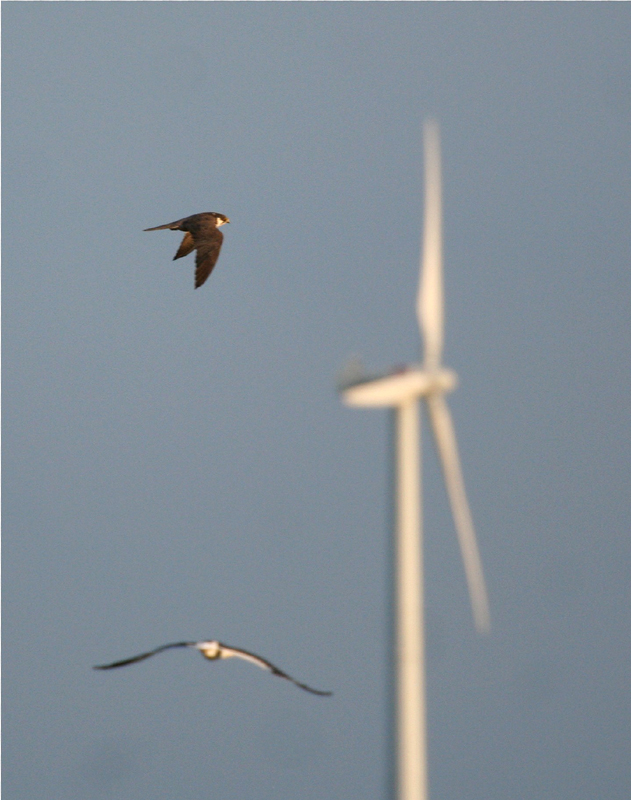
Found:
144,212 -> 230,289
94,639 -> 333,696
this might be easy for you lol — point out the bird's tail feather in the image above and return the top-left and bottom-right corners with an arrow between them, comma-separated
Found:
144,222 -> 181,231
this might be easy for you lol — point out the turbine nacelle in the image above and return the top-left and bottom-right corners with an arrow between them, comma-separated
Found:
341,366 -> 457,408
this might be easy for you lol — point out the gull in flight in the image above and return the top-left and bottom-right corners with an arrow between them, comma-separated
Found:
144,211 -> 230,289
94,639 -> 332,696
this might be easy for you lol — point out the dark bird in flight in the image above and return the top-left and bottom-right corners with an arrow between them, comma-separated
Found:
94,639 -> 333,697
144,212 -> 230,288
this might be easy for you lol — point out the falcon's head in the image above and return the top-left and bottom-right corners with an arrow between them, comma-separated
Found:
212,213 -> 230,227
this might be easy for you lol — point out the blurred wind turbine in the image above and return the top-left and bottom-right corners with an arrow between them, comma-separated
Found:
339,120 -> 490,800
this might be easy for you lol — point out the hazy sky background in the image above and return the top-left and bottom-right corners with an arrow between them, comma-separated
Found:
3,4 -> 631,800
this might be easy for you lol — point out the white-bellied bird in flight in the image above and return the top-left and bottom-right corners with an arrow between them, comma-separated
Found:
94,639 -> 332,696
144,211 -> 230,289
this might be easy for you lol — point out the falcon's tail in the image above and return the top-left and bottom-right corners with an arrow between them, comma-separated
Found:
144,220 -> 183,232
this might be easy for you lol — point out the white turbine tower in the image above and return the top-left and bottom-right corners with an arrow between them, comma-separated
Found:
340,120 -> 490,800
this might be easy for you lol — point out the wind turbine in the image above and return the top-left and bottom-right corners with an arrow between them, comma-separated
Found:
339,120 -> 490,800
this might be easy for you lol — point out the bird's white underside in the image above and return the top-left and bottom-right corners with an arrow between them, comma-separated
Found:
195,641 -> 269,671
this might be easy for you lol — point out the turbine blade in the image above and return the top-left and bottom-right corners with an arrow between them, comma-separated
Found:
426,393 -> 490,633
417,119 -> 444,370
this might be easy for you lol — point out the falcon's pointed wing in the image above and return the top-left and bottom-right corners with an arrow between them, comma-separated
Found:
173,232 -> 195,260
219,644 -> 333,696
194,230 -> 223,288
93,641 -> 193,670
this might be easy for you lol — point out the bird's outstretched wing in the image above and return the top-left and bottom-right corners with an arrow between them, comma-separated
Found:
194,233 -> 223,288
173,232 -> 195,260
219,644 -> 333,697
93,642 -> 194,670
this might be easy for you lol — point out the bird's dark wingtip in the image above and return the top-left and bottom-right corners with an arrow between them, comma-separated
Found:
294,682 -> 333,696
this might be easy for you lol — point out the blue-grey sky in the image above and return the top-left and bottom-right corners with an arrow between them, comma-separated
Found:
3,3 -> 631,799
